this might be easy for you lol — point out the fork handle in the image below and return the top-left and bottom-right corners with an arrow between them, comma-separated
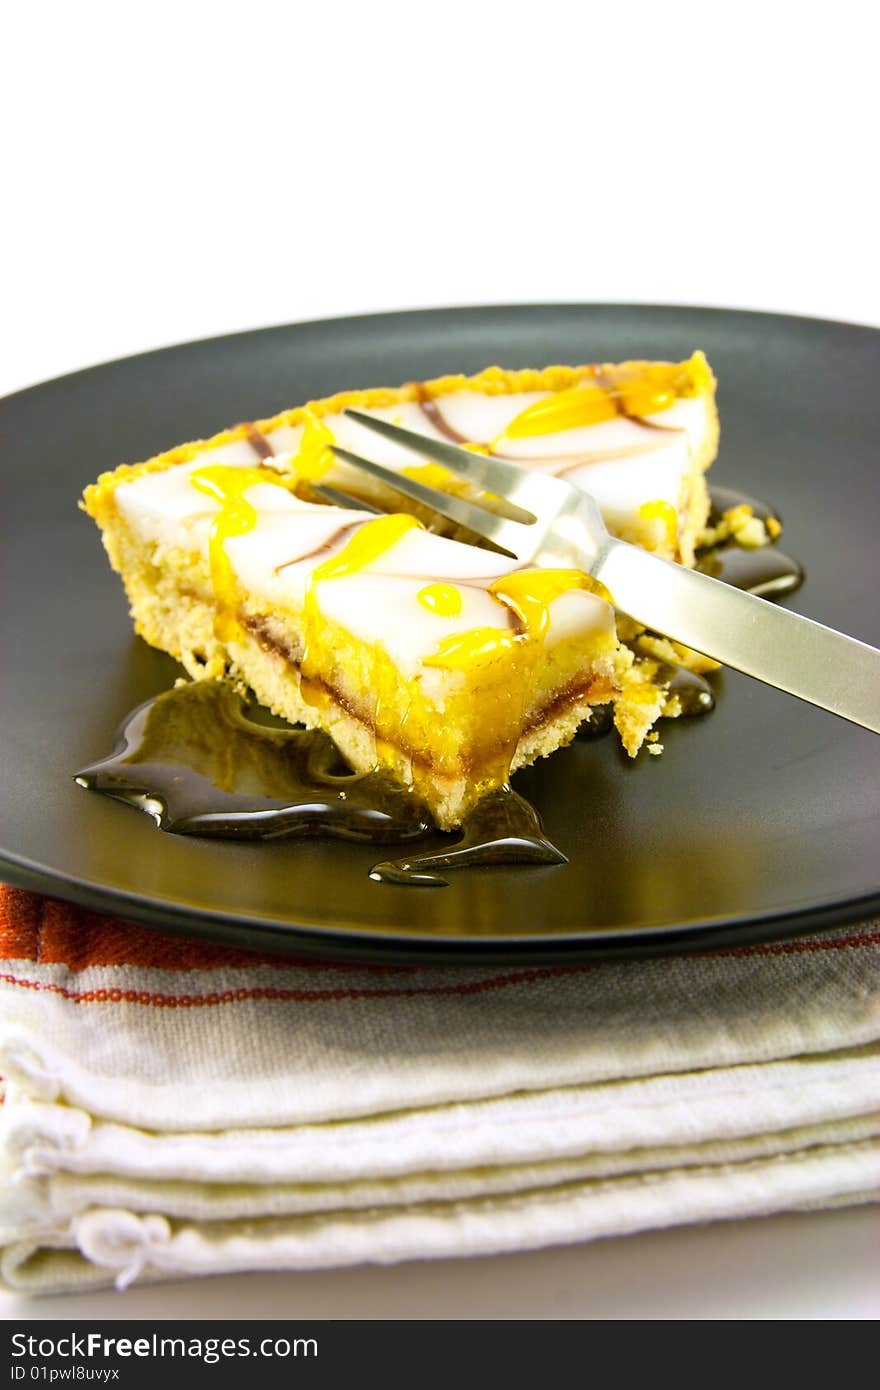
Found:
595,539 -> 880,734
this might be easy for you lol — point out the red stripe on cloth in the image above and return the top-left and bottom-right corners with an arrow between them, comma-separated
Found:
700,930 -> 880,958
0,964 -> 597,1007
2,886 -> 877,983
2,933 -> 878,1009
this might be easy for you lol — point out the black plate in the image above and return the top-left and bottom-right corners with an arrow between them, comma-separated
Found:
2,305 -> 879,963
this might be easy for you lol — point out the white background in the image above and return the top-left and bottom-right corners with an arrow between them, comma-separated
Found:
2,0 -> 878,1319
3,0 -> 879,398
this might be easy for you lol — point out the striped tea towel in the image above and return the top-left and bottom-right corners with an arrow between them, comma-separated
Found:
1,884 -> 878,1295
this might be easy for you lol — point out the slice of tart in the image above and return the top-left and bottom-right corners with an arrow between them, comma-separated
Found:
82,355 -> 718,829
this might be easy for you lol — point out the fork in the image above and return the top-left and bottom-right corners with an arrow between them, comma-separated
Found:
318,408 -> 880,735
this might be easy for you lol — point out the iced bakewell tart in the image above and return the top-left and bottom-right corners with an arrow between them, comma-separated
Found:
82,354 -> 718,829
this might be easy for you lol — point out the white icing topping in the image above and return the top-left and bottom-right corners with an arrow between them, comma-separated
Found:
119,381 -> 711,547
560,439 -> 688,533
193,438 -> 263,467
232,506 -> 612,675
112,368 -> 712,677
359,527 -> 513,581
495,415 -> 678,459
114,464 -> 309,552
312,390 -> 710,532
260,423 -> 300,454
428,390 -> 547,442
117,465 -> 612,676
317,575 -> 508,677
546,589 -> 614,644
339,401 -> 450,460
259,401 -> 450,476
642,396 -> 705,433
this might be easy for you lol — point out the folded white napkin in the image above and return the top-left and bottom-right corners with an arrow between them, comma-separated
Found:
1,908 -> 878,1295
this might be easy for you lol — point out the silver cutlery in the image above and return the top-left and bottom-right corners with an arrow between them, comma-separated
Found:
316,408 -> 880,734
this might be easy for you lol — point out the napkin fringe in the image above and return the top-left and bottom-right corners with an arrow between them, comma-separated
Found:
0,1035 -> 60,1102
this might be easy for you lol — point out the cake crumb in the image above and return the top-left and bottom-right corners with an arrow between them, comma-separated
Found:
733,514 -> 770,549
699,503 -> 779,552
635,633 -> 720,675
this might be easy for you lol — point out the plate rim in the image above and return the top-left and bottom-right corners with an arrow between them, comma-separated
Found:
4,299 -> 880,408
2,849 -> 878,965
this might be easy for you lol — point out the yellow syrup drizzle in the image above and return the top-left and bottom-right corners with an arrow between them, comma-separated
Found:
638,499 -> 679,551
502,381 -> 617,438
423,626 -> 521,668
499,361 -> 694,442
425,568 -> 607,669
190,465 -> 293,640
403,450 -> 505,522
307,512 -> 422,586
417,583 -> 463,617
401,461 -> 459,492
292,411 -> 336,482
401,458 -> 492,502
491,569 -> 609,639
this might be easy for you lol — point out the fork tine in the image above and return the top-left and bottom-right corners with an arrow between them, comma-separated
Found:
311,483 -> 384,514
343,407 -> 539,516
329,444 -> 532,558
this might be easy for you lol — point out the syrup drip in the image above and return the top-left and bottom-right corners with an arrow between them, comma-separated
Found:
665,664 -> 716,715
77,484 -> 803,886
369,787 -> 566,888
698,545 -> 804,599
293,412 -> 336,482
645,662 -> 716,715
74,682 -> 432,843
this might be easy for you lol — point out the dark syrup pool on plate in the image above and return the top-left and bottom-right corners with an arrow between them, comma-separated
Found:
75,490 -> 803,886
